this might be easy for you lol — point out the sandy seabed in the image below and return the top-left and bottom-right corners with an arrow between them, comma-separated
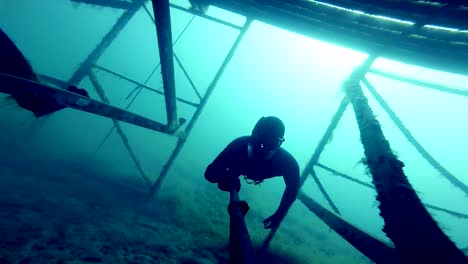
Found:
0,153 -> 332,264
0,155 -> 233,264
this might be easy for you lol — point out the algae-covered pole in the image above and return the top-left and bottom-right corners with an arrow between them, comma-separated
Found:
344,67 -> 467,263
316,162 -> 468,218
147,19 -> 253,200
152,0 -> 179,132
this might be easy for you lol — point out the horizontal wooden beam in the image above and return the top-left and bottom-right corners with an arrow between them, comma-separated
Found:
70,0 -> 132,9
0,73 -> 183,134
306,0 -> 467,29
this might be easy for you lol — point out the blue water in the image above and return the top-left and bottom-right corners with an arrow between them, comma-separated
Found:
1,0 -> 467,263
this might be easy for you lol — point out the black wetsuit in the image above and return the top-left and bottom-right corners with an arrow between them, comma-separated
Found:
205,136 -> 300,216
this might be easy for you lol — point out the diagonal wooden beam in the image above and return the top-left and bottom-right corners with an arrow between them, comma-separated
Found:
68,0 -> 145,85
298,192 -> 401,264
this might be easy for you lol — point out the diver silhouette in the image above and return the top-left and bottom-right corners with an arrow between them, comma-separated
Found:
205,116 -> 300,229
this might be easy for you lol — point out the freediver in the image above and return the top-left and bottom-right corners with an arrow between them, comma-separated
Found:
205,116 -> 300,229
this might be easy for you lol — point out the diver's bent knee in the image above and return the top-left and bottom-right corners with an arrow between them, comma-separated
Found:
204,169 -> 219,183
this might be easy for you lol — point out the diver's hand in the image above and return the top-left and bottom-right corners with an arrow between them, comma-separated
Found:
263,213 -> 283,229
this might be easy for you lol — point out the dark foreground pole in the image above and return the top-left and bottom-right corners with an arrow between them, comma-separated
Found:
228,188 -> 258,264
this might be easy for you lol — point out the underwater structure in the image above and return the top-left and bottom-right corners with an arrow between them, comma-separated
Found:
1,0 -> 467,263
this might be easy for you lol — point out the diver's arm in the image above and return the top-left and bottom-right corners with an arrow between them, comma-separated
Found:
275,164 -> 300,217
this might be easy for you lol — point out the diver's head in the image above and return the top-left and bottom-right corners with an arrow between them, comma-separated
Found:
251,116 -> 285,160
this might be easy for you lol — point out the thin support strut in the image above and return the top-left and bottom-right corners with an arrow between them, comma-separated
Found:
93,65 -> 199,107
174,53 -> 202,101
261,85 -> 350,252
310,168 -> 340,215
315,162 -> 374,189
317,163 -> 468,219
93,65 -> 163,94
169,4 -> 243,30
147,19 -> 253,200
88,71 -> 152,188
68,0 -> 145,85
301,96 -> 349,186
94,63 -> 161,154
368,69 -> 468,97
94,11 -> 195,154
